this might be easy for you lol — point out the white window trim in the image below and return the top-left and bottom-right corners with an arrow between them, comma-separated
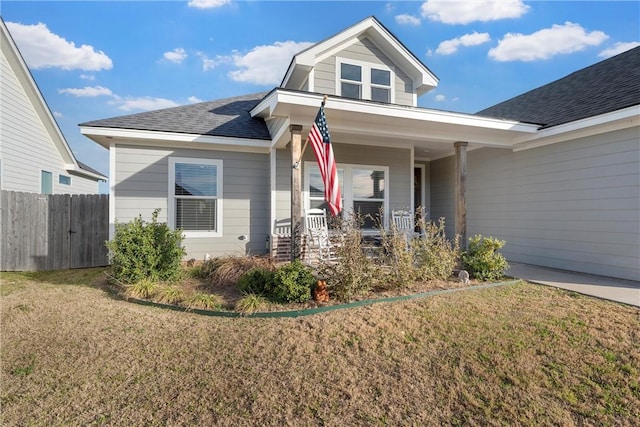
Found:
304,161 -> 390,231
168,157 -> 223,238
335,57 -> 395,103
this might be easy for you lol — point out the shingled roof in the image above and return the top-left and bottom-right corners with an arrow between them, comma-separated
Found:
476,46 -> 640,128
80,92 -> 271,140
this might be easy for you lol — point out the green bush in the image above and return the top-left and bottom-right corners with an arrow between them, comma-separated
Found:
462,235 -> 509,281
106,209 -> 186,285
269,260 -> 315,303
237,267 -> 275,295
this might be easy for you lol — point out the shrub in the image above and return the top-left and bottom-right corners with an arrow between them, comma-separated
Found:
413,217 -> 460,281
378,219 -> 416,289
237,268 -> 275,295
318,213 -> 378,301
106,209 -> 185,285
269,260 -> 315,303
462,235 -> 509,281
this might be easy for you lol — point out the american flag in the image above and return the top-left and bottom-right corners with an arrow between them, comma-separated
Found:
309,100 -> 342,216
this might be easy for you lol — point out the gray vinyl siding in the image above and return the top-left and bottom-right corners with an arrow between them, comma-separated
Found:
314,38 -> 415,106
113,144 -> 270,260
429,127 -> 640,281
314,57 -> 335,95
273,143 -> 411,229
429,156 -> 455,236
1,40 -> 99,194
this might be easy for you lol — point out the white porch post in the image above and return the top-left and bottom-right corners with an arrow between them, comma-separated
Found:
290,125 -> 303,261
454,141 -> 468,250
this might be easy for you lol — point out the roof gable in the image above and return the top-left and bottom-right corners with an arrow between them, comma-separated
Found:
281,16 -> 438,97
477,46 -> 640,128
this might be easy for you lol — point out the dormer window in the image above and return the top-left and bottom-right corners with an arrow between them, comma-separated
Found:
337,58 -> 394,103
340,63 -> 362,99
371,68 -> 391,102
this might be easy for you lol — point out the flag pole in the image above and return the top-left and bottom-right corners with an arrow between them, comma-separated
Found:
296,95 -> 327,166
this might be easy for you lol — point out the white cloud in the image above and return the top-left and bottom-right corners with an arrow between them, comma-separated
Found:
227,41 -> 314,85
421,0 -> 529,25
59,86 -> 113,97
434,94 -> 446,102
80,74 -> 95,81
598,41 -> 640,58
489,22 -> 609,61
6,21 -> 112,71
188,96 -> 204,103
53,111 -> 63,118
188,0 -> 230,9
197,52 -> 232,71
436,31 -> 491,55
395,14 -> 421,26
163,48 -> 187,64
111,97 -> 180,112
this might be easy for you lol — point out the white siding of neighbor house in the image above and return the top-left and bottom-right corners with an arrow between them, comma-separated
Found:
314,38 -> 414,106
430,127 -> 640,281
113,144 -> 270,260
273,142 -> 412,230
1,35 -> 99,195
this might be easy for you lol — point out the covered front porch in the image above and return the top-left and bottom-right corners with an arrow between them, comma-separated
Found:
251,89 -> 538,261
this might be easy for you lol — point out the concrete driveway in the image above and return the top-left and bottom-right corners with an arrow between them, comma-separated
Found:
507,262 -> 640,307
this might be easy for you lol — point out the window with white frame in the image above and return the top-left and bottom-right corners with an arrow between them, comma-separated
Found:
169,157 -> 222,237
306,162 -> 388,231
59,174 -> 71,185
337,58 -> 394,103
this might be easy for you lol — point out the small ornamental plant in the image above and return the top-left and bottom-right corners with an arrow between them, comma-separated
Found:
462,235 -> 509,281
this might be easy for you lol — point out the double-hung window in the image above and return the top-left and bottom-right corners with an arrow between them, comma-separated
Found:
370,68 -> 391,103
169,157 -> 222,237
337,58 -> 394,103
340,63 -> 362,100
305,162 -> 388,231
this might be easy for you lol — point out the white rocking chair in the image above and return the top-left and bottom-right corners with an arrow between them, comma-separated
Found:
304,209 -> 334,262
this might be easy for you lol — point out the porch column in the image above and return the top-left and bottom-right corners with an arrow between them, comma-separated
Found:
290,125 -> 303,261
454,141 -> 468,250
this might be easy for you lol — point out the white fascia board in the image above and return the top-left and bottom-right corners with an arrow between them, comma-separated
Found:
63,164 -> 106,181
79,126 -> 272,153
513,105 -> 640,151
268,90 -> 538,133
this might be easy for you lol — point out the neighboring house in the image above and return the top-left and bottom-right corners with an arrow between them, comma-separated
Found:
0,19 -> 106,194
80,17 -> 639,281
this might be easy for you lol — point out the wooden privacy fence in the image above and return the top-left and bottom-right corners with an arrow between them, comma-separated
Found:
0,191 -> 109,271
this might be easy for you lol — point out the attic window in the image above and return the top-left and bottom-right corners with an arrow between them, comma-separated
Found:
340,63 -> 362,99
337,58 -> 394,103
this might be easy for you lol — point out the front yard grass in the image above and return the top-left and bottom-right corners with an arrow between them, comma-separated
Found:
1,268 -> 639,426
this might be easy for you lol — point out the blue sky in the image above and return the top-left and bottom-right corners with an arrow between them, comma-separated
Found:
3,1 -> 639,191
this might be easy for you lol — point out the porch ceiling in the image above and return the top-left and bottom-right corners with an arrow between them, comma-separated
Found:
252,89 -> 539,160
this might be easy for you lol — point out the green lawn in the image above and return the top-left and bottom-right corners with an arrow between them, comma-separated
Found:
1,268 -> 638,426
